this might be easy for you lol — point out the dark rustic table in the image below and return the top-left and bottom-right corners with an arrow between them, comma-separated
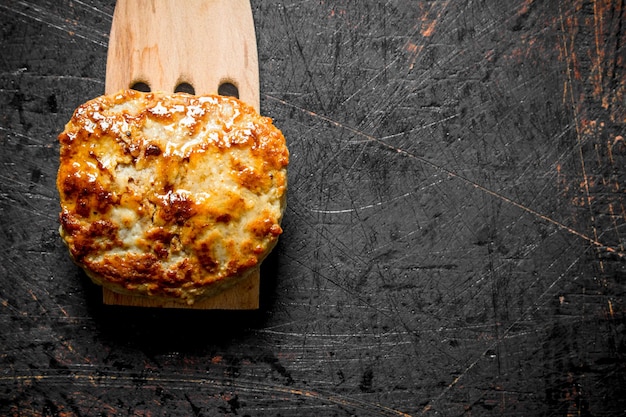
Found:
1,1 -> 625,415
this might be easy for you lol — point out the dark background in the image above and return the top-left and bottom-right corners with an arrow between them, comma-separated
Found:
1,0 -> 625,415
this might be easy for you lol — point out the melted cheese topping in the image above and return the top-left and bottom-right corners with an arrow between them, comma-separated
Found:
57,90 -> 288,304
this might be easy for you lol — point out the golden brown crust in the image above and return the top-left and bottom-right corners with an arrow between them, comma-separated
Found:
57,90 -> 288,304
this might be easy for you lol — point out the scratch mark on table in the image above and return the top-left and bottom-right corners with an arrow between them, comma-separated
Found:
307,181 -> 444,214
0,1 -> 108,48
0,126 -> 54,147
71,0 -> 113,20
3,372 -> 415,416
558,2 -> 604,267
0,72 -> 105,85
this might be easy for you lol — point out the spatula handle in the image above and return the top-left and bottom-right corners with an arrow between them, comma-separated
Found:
105,0 -> 260,112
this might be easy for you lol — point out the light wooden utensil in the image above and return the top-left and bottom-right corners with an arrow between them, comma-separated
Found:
103,0 -> 261,309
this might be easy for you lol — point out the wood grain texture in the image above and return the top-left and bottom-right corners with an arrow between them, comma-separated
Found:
103,0 -> 261,309
0,0 -> 625,415
102,270 -> 260,309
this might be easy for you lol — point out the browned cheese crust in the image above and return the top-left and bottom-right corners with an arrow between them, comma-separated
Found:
57,90 -> 288,304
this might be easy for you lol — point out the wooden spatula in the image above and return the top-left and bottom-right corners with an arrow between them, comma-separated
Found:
102,0 -> 261,309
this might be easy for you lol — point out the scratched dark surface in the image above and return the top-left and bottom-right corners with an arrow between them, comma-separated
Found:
1,0 -> 626,415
